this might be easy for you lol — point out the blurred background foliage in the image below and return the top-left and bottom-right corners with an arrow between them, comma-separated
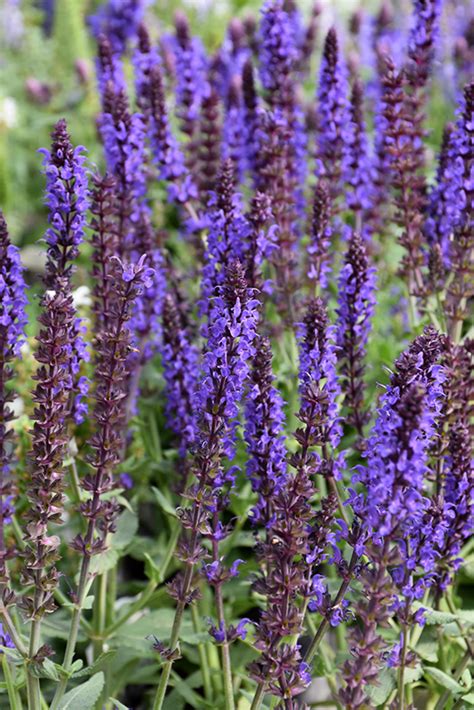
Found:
0,0 -> 454,253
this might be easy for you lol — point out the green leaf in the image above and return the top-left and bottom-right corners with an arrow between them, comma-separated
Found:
463,692 -> 474,705
416,641 -> 438,663
366,668 -> 396,705
89,548 -> 119,575
114,510 -> 139,550
109,698 -> 129,710
58,672 -> 105,710
169,671 -> 211,707
73,651 -> 117,678
152,487 -> 177,518
144,553 -> 162,584
425,667 -> 465,695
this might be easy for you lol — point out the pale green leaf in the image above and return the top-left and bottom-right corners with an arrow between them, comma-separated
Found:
58,672 -> 105,710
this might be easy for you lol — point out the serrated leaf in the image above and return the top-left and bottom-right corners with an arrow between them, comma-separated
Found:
58,672 -> 105,710
425,667 -> 465,695
152,487 -> 177,518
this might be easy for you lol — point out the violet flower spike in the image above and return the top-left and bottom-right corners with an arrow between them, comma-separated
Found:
244,335 -> 287,527
336,231 -> 377,439
0,213 -> 27,588
161,292 -> 200,456
39,118 -> 90,424
315,27 -> 351,206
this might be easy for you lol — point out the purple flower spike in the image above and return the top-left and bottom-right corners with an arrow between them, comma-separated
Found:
307,180 -> 332,290
336,231 -> 376,439
297,297 -> 342,449
39,119 -> 90,423
161,293 -> 200,456
89,0 -> 149,56
39,119 -> 89,286
244,335 -> 287,527
316,27 -> 351,206
0,213 -> 27,585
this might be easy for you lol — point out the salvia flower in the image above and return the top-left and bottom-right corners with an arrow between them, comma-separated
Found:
0,213 -> 27,586
20,283 -> 78,620
72,255 -> 154,559
315,27 -> 351,205
244,335 -> 287,527
161,292 -> 200,456
379,52 -> 427,295
346,78 -> 375,225
307,180 -> 332,290
297,297 -> 342,450
198,260 -> 260,459
89,0 -> 149,56
38,119 -> 89,287
172,11 -> 210,171
445,81 -> 474,340
258,0 -> 298,111
336,231 -> 377,438
200,160 -> 251,316
147,63 -> 197,204
39,119 -> 90,424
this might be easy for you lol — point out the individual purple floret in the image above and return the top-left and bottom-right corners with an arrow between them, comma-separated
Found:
244,335 -> 287,527
161,293 -> 200,456
0,213 -> 27,587
315,27 -> 351,206
336,231 -> 376,439
89,0 -> 149,56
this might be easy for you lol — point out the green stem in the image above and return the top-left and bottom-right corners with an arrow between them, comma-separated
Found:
433,649 -> 471,710
152,594 -> 188,710
49,557 -> 92,710
191,604 -> 213,701
104,523 -> 180,638
2,654 -> 22,710
28,619 -> 42,710
249,683 -> 265,710
397,626 -> 408,710
93,572 -> 107,660
0,608 -> 27,656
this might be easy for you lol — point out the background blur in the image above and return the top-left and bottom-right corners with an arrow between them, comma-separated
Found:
1,0 -> 457,254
